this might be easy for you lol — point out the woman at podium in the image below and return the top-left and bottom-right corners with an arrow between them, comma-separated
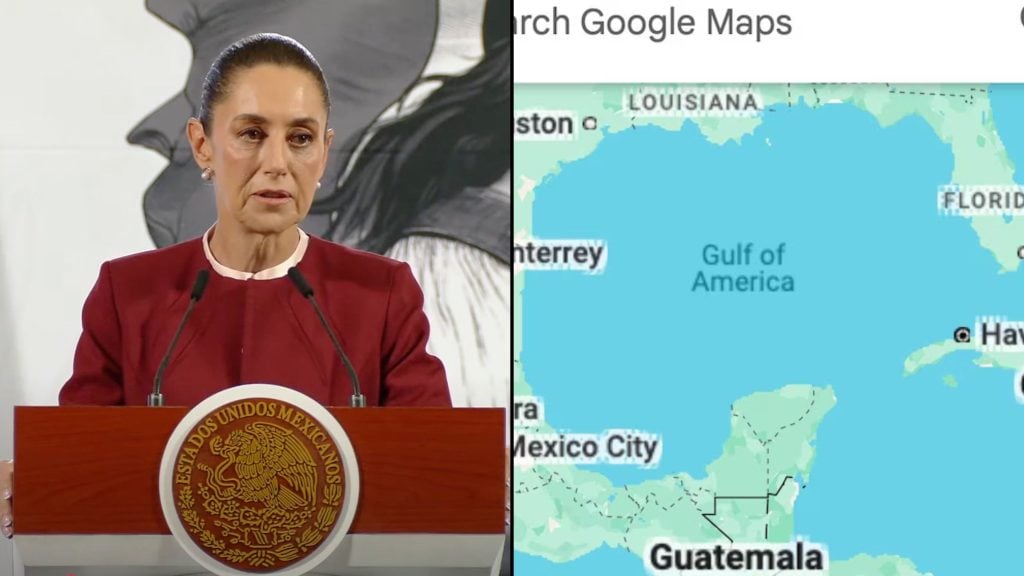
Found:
1,31 -> 456,542
59,33 -> 452,408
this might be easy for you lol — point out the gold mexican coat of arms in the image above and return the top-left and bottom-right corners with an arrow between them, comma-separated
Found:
172,399 -> 345,571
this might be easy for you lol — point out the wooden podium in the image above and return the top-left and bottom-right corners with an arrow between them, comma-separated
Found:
13,406 -> 505,576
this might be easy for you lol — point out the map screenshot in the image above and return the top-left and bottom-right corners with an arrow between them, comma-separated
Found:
513,2 -> 1024,575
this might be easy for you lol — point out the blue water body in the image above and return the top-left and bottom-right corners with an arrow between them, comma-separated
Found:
990,84 -> 1024,180
514,546 -> 642,576
521,100 -> 1024,574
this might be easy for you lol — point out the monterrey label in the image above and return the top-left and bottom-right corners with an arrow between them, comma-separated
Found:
160,385 -> 360,576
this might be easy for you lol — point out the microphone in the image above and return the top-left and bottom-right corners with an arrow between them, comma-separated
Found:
287,266 -> 366,407
148,269 -> 210,407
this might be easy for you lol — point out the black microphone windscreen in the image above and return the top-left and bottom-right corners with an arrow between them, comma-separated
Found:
191,269 -> 210,301
287,266 -> 314,297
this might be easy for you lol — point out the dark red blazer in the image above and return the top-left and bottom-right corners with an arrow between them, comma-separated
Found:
59,235 -> 451,407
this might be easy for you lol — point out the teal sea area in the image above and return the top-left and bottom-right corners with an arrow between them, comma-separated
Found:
992,85 -> 1024,175
515,545 -> 642,575
517,87 -> 1024,574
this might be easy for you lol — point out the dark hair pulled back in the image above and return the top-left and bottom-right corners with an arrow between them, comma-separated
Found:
199,33 -> 330,129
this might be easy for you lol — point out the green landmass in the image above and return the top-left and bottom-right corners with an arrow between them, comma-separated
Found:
513,384 -> 836,561
973,350 -> 1024,370
903,338 -> 1024,379
903,339 -> 971,376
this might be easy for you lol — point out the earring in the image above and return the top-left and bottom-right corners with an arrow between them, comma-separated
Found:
316,181 -> 322,190
201,167 -> 214,181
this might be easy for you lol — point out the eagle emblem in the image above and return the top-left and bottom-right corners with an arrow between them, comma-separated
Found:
204,423 -> 317,514
172,399 -> 345,571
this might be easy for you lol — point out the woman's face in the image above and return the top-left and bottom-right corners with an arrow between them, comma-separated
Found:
188,64 -> 333,235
